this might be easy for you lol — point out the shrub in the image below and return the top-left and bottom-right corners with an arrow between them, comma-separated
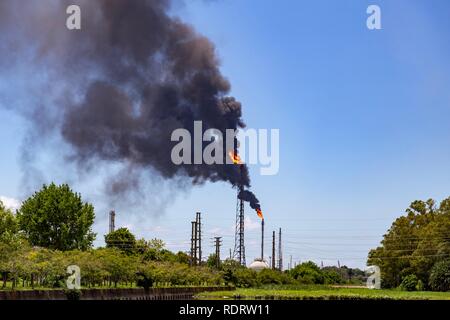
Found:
400,274 -> 419,291
233,268 -> 258,288
290,261 -> 324,284
429,260 -> 450,292
257,269 -> 288,285
323,270 -> 344,284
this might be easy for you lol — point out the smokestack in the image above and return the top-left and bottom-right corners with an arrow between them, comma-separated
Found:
272,230 -> 276,270
278,228 -> 283,271
109,210 -> 115,233
261,218 -> 264,260
196,212 -> 202,265
190,221 -> 196,266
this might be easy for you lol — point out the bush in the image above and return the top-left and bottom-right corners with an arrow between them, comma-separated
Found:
232,268 -> 258,288
429,260 -> 450,292
400,274 -> 419,291
256,269 -> 293,285
290,261 -> 324,284
323,270 -> 344,284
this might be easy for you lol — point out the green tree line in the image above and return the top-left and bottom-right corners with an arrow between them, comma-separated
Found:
0,183 -> 362,290
368,198 -> 450,291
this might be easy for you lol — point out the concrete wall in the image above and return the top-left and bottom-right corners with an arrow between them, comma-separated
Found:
0,286 -> 232,300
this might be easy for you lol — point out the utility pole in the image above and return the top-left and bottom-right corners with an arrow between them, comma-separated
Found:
214,237 -> 222,269
278,228 -> 283,271
290,255 -> 293,270
272,231 -> 276,270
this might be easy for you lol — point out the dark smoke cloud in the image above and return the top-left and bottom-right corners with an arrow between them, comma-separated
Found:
0,0 -> 259,209
238,190 -> 261,211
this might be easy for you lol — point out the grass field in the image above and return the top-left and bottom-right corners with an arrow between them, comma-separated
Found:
197,285 -> 450,300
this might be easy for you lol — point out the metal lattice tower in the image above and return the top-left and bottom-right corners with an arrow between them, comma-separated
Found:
233,181 -> 246,266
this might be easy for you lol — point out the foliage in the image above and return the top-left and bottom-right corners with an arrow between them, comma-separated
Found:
400,274 -> 420,291
175,251 -> 191,264
290,261 -> 324,284
429,259 -> 450,292
323,269 -> 344,285
256,269 -> 293,285
105,228 -> 136,254
207,254 -> 219,268
0,241 -> 224,290
17,183 -> 96,251
232,268 -> 258,288
368,198 -> 450,289
0,200 -> 19,241
322,265 -> 365,284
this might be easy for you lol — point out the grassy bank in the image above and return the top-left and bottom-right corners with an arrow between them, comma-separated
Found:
197,285 -> 450,300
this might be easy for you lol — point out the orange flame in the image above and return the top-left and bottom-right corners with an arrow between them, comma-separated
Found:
228,151 -> 241,164
256,208 -> 264,220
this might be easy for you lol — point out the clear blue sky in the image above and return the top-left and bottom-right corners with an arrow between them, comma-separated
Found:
1,0 -> 450,269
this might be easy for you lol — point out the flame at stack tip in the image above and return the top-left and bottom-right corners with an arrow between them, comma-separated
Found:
228,150 -> 242,165
230,150 -> 265,220
256,208 -> 264,220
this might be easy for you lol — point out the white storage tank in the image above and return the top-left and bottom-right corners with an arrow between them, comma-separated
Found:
248,259 -> 269,272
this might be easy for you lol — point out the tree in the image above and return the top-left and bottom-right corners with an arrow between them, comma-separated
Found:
17,183 -> 96,251
368,198 -> 450,288
429,259 -> 450,292
256,268 -> 292,285
105,227 -> 136,254
0,200 -> 19,240
175,251 -> 190,264
207,254 -> 218,268
322,269 -> 344,284
232,268 -> 258,288
290,261 -> 325,284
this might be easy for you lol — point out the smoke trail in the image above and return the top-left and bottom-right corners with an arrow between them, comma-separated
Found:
238,190 -> 261,211
0,0 -> 259,207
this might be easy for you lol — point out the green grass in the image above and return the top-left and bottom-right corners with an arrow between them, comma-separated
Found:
196,285 -> 450,300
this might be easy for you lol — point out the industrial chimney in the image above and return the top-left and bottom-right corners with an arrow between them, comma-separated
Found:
109,210 -> 115,234
249,218 -> 269,272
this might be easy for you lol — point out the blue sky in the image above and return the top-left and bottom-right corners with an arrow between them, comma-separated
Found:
1,0 -> 450,269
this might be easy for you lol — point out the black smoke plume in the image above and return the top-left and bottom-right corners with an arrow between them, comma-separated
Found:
238,190 -> 261,211
0,0 -> 260,210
